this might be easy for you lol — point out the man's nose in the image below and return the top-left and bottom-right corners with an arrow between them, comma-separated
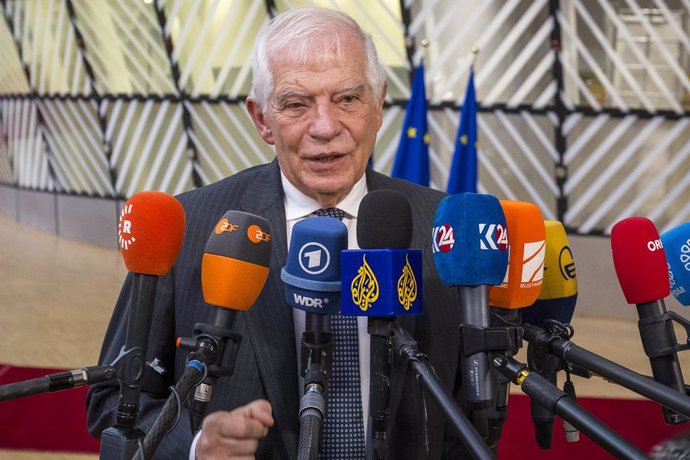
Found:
308,102 -> 340,138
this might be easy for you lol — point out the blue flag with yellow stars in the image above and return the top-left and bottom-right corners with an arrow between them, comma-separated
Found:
391,64 -> 429,186
447,67 -> 477,193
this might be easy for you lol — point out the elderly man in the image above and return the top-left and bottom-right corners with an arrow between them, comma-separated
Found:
88,7 -> 462,459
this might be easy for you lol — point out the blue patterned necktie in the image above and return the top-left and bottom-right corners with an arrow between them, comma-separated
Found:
312,208 -> 366,459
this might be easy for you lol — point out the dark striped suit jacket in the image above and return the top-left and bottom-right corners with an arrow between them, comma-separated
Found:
87,160 -> 462,459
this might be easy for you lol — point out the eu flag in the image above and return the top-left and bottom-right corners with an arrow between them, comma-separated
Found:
447,67 -> 477,194
391,64 -> 429,186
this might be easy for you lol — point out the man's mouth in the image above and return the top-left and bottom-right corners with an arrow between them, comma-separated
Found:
316,156 -> 338,162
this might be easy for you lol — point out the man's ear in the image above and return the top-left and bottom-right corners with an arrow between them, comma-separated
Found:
246,97 -> 274,145
375,82 -> 388,130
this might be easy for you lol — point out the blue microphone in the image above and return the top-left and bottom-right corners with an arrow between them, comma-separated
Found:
432,193 -> 508,439
341,190 -> 422,460
282,216 -> 347,315
661,222 -> 690,307
341,190 -> 423,317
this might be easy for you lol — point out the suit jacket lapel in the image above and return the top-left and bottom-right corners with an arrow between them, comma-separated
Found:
238,160 -> 299,456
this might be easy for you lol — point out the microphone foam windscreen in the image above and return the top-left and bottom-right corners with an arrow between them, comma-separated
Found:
281,217 -> 348,314
660,222 -> 690,306
202,211 -> 272,311
611,217 -> 670,304
521,220 -> 577,326
357,190 -> 412,249
488,200 -> 545,309
118,191 -> 185,276
432,193 -> 509,286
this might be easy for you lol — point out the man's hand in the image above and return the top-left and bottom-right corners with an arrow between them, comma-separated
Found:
196,399 -> 274,460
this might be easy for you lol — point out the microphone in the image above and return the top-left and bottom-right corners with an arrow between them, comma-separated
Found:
190,211 -> 272,430
488,200 -> 545,310
100,191 -> 185,458
116,191 -> 185,428
520,220 -> 578,448
484,200 -> 544,446
661,222 -> 690,307
281,216 -> 347,460
341,190 -> 422,460
136,210 -> 271,459
611,216 -> 688,424
432,193 -> 509,439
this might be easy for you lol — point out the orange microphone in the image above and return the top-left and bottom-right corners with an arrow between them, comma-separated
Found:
201,211 -> 272,310
489,200 -> 545,309
106,191 -> 185,456
118,191 -> 185,275
184,210 -> 272,432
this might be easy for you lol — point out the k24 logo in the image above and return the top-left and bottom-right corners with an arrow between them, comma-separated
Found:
432,224 -> 455,253
478,223 -> 508,251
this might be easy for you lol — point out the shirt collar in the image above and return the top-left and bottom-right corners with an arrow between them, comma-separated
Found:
281,171 -> 368,221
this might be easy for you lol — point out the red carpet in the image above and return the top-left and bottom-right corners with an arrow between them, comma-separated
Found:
0,364 -> 688,457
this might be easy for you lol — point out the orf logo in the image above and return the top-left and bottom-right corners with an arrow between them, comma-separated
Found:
559,245 -> 576,280
432,224 -> 455,253
298,242 -> 330,275
647,239 -> 663,252
479,223 -> 508,251
118,204 -> 135,250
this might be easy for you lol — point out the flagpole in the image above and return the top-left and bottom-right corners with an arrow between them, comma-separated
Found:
471,46 -> 479,68
421,39 -> 430,99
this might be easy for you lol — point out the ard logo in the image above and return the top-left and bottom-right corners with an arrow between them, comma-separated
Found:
351,255 -> 379,312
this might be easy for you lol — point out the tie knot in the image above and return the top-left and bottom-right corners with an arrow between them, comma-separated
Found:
313,208 -> 347,221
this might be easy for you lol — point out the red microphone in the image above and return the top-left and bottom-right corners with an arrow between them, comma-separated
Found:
118,191 -> 185,275
611,217 -> 688,424
114,191 -> 185,430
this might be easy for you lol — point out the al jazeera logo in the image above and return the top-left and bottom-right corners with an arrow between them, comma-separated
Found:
351,255 -> 379,312
397,254 -> 418,311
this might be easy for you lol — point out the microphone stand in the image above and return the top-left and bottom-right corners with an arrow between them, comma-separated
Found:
391,322 -> 495,460
523,322 -> 690,418
100,273 -> 158,460
367,317 -> 394,460
0,365 -> 116,401
298,313 -> 332,460
132,308 -> 242,460
492,354 -> 648,460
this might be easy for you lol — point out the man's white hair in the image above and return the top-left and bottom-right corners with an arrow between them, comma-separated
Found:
250,7 -> 386,111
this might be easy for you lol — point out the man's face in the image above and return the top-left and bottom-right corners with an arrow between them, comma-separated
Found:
247,34 -> 385,207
